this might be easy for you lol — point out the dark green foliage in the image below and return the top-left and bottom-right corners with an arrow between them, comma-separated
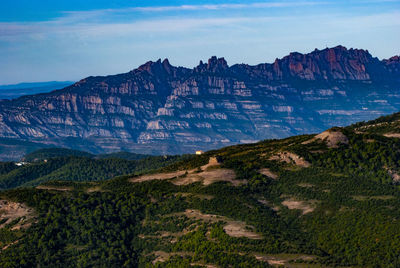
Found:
0,155 -> 190,190
349,112 -> 400,138
0,158 -> 69,189
0,162 -> 19,175
23,148 -> 94,162
23,147 -> 158,162
96,151 -> 151,160
0,189 -> 147,267
158,154 -> 210,173
4,114 -> 400,266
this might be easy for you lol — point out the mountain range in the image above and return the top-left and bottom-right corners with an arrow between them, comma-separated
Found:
0,45 -> 399,160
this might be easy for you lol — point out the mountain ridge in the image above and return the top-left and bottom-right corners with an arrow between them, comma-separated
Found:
0,45 -> 399,158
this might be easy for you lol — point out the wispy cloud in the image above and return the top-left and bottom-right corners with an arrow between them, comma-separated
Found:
128,1 -> 325,12
1,9 -> 399,41
0,1 -> 325,39
0,17 -> 253,40
61,1 -> 325,16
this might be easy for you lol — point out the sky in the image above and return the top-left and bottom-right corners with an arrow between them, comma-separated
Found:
0,0 -> 399,84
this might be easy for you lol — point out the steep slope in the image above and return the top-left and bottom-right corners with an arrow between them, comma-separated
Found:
3,113 -> 400,267
0,46 -> 399,157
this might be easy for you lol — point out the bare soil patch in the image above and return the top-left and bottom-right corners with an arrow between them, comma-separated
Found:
131,170 -> 187,183
302,130 -> 348,148
36,185 -> 72,191
297,183 -> 314,188
0,200 -> 35,230
176,193 -> 214,200
2,239 -> 20,250
258,168 -> 278,179
131,157 -> 246,186
282,199 -> 317,214
184,209 -> 262,239
352,195 -> 394,201
190,263 -> 218,268
270,152 -> 310,168
201,156 -> 221,169
86,186 -> 103,193
253,253 -> 316,267
384,133 -> 400,138
223,221 -> 262,239
183,209 -> 224,222
138,231 -> 186,243
150,251 -> 192,264
387,169 -> 400,183
173,168 -> 242,186
257,198 -> 280,211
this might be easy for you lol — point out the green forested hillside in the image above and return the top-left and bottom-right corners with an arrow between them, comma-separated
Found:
22,148 -> 94,162
2,114 -> 400,267
0,154 -> 192,190
23,147 -> 152,162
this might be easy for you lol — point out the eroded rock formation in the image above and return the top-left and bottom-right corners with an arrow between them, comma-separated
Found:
0,46 -> 399,155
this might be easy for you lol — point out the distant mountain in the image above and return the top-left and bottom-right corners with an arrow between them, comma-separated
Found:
0,81 -> 74,99
0,46 -> 399,157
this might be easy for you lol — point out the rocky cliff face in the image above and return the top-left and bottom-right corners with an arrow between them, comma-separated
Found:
0,46 -> 399,155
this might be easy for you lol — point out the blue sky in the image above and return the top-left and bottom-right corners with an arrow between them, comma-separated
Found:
0,0 -> 399,84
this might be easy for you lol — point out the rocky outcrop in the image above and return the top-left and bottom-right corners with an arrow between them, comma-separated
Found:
303,129 -> 349,148
0,46 -> 399,156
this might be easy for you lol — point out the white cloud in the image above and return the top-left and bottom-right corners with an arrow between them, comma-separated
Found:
130,1 -> 325,12
61,1 -> 325,16
1,9 -> 399,43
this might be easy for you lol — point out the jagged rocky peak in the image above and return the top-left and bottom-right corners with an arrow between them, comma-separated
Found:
195,56 -> 229,73
275,45 -> 377,80
137,58 -> 173,75
321,45 -> 372,62
379,55 -> 400,76
285,45 -> 373,64
384,55 -> 400,66
207,56 -> 228,70
161,58 -> 172,72
387,55 -> 400,62
0,46 -> 399,157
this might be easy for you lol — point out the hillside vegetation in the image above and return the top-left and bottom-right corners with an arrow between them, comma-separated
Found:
2,113 -> 400,267
0,151 -> 193,190
23,148 -> 153,162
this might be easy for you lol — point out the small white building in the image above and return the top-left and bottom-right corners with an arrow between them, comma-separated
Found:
195,150 -> 204,155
